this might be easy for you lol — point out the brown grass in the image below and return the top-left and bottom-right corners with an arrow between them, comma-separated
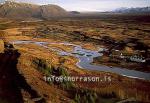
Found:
0,40 -> 4,53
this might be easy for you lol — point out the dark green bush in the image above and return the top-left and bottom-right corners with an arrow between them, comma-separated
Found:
33,58 -> 74,89
74,89 -> 98,103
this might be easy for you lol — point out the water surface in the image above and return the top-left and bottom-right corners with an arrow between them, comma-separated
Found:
12,40 -> 150,81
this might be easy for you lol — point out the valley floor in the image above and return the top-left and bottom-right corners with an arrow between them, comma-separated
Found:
0,15 -> 150,103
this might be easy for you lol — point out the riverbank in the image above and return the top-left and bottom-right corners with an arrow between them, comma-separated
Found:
93,55 -> 150,73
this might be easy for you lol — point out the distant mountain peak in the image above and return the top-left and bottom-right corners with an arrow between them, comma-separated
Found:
114,7 -> 150,13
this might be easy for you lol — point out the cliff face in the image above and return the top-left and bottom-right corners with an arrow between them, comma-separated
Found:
0,1 -> 68,20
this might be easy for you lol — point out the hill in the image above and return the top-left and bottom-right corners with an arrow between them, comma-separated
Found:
0,1 -> 68,20
41,4 -> 67,19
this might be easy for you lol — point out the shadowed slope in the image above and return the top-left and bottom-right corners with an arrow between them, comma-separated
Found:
0,49 -> 23,103
0,44 -> 45,103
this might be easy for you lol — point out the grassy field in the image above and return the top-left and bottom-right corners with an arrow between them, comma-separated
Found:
0,14 -> 150,103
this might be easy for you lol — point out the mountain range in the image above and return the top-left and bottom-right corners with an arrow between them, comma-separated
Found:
0,1 -> 68,20
114,7 -> 150,14
0,1 -> 149,20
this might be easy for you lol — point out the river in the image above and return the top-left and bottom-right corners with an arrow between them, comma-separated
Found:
12,40 -> 150,81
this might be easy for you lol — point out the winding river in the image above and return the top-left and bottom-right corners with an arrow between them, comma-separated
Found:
12,40 -> 150,81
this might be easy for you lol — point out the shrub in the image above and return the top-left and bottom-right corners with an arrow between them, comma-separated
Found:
33,58 -> 52,76
33,58 -> 74,89
73,89 -> 98,103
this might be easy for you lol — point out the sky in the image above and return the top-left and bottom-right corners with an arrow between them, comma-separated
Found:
1,0 -> 150,11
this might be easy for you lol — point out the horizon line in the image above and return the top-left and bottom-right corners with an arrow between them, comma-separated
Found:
1,0 -> 150,12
